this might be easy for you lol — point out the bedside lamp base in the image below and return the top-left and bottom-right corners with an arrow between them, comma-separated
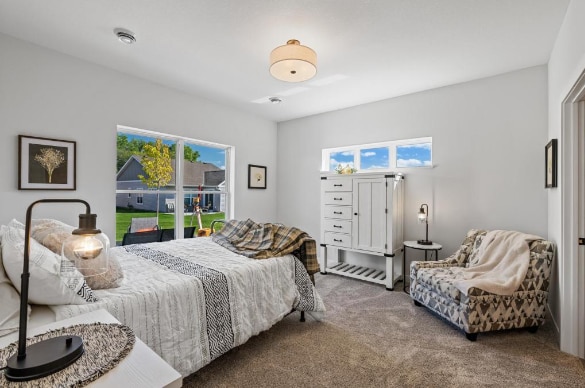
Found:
417,239 -> 433,246
5,336 -> 84,381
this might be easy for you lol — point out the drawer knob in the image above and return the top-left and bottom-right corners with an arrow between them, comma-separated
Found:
333,184 -> 343,187
333,239 -> 342,242
333,225 -> 342,228
354,212 -> 358,216
333,211 -> 342,215
334,197 -> 342,200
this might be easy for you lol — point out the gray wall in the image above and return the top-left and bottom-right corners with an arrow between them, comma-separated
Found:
0,33 -> 277,240
277,66 -> 548,268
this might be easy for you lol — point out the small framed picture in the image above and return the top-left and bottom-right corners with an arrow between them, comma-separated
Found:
248,164 -> 267,189
545,139 -> 557,189
18,135 -> 76,190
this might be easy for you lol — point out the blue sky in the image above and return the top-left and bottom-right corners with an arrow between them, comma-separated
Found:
122,133 -> 225,169
396,143 -> 432,167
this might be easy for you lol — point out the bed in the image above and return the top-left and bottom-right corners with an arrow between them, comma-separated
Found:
0,219 -> 325,377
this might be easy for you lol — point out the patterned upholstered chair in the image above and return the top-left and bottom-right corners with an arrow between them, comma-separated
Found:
409,229 -> 554,341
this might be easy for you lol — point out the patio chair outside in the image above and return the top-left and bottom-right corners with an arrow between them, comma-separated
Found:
160,227 -> 196,242
121,229 -> 162,245
128,217 -> 159,233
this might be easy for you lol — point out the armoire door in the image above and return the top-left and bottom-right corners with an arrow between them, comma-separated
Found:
352,177 -> 387,253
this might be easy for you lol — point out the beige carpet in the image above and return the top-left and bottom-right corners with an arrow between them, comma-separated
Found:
183,273 -> 585,387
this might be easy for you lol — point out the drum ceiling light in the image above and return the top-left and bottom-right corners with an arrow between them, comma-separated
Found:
270,39 -> 317,82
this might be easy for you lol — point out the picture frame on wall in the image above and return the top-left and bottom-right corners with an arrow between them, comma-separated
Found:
18,135 -> 76,190
248,164 -> 267,189
545,139 -> 557,189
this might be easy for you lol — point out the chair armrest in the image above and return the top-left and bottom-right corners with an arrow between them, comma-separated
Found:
410,257 -> 462,277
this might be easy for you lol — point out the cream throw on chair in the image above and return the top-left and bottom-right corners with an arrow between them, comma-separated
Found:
453,230 -> 543,296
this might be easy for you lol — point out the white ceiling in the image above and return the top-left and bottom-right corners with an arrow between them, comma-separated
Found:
0,0 -> 569,122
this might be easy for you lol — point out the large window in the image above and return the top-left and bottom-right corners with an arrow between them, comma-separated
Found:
322,137 -> 432,172
115,126 -> 234,245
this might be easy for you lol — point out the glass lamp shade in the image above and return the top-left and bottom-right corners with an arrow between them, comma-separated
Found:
418,209 -> 427,222
270,39 -> 317,82
61,232 -> 109,277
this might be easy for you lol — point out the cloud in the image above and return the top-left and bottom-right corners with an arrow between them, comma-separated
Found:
397,158 -> 432,167
341,151 -> 354,156
397,143 -> 432,150
361,151 -> 376,157
363,164 -> 387,169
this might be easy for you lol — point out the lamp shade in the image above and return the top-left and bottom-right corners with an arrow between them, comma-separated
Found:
270,39 -> 317,82
61,213 -> 109,278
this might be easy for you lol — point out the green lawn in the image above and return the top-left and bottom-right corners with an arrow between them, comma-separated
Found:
115,207 -> 224,243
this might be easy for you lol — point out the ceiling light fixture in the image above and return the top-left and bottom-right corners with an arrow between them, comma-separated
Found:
270,39 -> 317,83
268,97 -> 282,104
114,28 -> 136,45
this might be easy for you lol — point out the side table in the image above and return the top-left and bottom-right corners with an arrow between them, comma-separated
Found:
0,309 -> 182,387
403,241 -> 442,294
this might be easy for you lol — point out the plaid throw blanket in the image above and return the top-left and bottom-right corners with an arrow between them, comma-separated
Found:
211,219 -> 320,276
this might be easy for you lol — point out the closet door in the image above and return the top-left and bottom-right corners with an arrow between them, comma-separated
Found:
352,177 -> 387,253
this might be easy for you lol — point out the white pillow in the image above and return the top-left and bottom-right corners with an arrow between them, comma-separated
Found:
0,228 -> 30,337
1,225 -> 97,305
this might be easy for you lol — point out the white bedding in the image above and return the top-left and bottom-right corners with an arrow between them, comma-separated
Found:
50,237 -> 325,376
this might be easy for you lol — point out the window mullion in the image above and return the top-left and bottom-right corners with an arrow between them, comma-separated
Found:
175,139 -> 184,237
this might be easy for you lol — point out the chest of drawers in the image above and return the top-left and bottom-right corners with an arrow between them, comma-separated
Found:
320,173 -> 404,290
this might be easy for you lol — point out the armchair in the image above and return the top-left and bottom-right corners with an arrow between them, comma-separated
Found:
409,229 -> 554,341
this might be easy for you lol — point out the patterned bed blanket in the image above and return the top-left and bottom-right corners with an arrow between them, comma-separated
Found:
212,219 -> 321,276
50,237 -> 325,376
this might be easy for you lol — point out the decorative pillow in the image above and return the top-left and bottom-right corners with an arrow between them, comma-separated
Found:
1,225 -> 97,305
30,219 -> 124,290
467,231 -> 488,267
0,227 -> 31,337
7,219 -> 24,230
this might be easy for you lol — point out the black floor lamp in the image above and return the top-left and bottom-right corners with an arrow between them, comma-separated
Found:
4,199 -> 108,381
417,203 -> 433,245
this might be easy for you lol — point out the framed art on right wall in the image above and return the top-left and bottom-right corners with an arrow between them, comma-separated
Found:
545,139 -> 557,188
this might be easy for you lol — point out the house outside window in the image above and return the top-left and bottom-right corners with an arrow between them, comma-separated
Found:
136,193 -> 143,204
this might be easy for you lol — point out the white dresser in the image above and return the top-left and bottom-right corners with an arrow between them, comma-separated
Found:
320,172 -> 404,290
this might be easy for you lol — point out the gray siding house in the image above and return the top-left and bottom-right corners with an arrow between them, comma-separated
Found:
116,155 -> 225,213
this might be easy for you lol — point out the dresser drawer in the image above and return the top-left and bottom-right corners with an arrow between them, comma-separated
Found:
324,232 -> 352,248
323,219 -> 352,234
323,205 -> 352,220
322,179 -> 352,192
324,192 -> 352,206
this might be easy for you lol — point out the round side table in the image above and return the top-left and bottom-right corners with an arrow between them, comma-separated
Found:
403,241 -> 442,294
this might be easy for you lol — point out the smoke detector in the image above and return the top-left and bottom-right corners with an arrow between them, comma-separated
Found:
114,28 -> 136,45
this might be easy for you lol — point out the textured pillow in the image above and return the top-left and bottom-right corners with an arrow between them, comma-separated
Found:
30,219 -> 124,290
1,225 -> 97,305
0,227 -> 31,337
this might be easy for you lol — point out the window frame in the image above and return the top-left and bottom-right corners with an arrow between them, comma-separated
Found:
116,125 -> 235,239
322,137 -> 432,172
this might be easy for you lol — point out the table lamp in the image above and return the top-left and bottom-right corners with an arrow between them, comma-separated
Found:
417,203 -> 433,245
4,199 -> 108,381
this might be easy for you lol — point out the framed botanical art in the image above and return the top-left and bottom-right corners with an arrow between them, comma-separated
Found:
545,139 -> 557,188
18,135 -> 76,190
248,164 -> 267,189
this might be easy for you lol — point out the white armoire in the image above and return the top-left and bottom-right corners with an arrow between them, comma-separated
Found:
320,173 -> 404,290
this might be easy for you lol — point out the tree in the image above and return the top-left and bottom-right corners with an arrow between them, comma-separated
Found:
138,139 -> 173,221
34,147 -> 65,183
